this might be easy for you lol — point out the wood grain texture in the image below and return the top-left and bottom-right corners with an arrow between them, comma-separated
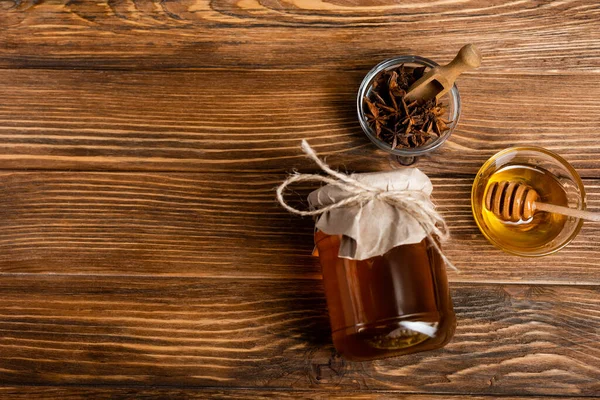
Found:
0,1 -> 599,71
1,70 -> 600,175
3,0 -> 600,397
0,387 -> 596,400
0,275 -> 599,396
1,171 -> 599,283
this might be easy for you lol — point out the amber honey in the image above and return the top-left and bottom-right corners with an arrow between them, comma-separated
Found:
472,147 -> 586,257
480,165 -> 569,252
314,231 -> 455,361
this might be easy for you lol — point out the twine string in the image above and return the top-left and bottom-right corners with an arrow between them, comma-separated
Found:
276,140 -> 456,270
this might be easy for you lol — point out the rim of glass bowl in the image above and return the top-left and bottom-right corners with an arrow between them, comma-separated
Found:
357,55 -> 461,157
471,146 -> 586,257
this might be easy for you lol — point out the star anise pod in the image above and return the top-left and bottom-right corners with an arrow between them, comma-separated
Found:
395,64 -> 411,88
387,71 -> 406,98
383,122 -> 410,149
364,97 -> 388,138
424,102 -> 451,136
377,92 -> 403,122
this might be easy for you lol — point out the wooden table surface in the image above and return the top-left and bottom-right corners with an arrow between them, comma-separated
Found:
1,1 -> 600,399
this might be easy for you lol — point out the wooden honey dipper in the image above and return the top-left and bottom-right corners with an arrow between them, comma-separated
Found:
485,181 -> 600,222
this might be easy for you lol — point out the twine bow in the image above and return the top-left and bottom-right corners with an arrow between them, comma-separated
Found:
276,140 -> 456,270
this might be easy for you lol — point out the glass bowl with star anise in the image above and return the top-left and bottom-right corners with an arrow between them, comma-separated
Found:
357,56 -> 461,164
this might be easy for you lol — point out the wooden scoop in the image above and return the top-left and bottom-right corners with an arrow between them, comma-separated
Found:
485,181 -> 600,222
405,44 -> 482,103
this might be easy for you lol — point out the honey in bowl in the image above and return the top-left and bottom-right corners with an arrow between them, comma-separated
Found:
471,146 -> 585,257
482,164 -> 569,251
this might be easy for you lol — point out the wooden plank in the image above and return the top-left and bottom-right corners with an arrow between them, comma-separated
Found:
0,275 -> 598,395
1,171 -> 599,283
0,1 -> 599,71
0,387 -> 596,400
1,70 -> 600,175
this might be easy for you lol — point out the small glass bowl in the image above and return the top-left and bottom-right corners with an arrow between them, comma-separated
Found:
472,147 -> 586,257
357,56 -> 461,164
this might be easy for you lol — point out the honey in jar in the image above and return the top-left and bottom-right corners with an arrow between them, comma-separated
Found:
314,230 -> 455,361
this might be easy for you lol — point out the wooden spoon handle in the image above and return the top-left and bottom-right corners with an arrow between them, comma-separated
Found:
438,44 -> 482,86
535,202 -> 600,222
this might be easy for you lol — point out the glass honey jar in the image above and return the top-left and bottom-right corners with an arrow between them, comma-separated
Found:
276,143 -> 457,362
314,231 -> 455,361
